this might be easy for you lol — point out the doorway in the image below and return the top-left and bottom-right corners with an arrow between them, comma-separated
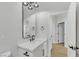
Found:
51,22 -> 67,57
58,22 -> 64,44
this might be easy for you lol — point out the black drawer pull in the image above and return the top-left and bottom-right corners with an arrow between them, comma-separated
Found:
24,51 -> 29,57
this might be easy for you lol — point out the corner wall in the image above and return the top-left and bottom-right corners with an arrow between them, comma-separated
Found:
0,2 -> 22,57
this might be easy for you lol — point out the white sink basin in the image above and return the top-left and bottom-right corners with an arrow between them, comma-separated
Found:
18,38 -> 47,52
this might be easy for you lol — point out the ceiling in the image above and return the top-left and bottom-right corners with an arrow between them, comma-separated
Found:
24,2 -> 70,19
38,2 -> 70,12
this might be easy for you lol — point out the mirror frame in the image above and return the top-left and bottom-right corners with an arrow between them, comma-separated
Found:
22,2 -> 25,39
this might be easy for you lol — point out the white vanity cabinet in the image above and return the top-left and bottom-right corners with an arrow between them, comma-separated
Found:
43,41 -> 48,57
18,40 -> 48,57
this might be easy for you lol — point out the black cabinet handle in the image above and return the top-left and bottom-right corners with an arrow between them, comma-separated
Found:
24,51 -> 29,57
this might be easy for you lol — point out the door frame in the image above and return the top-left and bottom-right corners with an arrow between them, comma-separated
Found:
58,22 -> 64,44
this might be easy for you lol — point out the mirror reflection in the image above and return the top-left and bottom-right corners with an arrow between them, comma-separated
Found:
22,2 -> 39,40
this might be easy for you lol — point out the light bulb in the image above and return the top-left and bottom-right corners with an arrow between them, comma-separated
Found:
28,6 -> 33,10
23,2 -> 28,6
34,2 -> 39,8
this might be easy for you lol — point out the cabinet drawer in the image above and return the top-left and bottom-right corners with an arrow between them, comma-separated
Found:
18,48 -> 33,57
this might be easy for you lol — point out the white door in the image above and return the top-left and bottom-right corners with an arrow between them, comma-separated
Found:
65,2 -> 77,57
58,23 -> 64,43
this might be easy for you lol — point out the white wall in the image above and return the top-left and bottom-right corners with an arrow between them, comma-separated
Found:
56,13 -> 66,23
37,12 -> 49,38
50,16 -> 57,43
52,13 -> 66,43
0,3 -> 22,57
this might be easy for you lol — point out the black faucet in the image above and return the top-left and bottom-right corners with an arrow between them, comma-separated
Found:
30,35 -> 35,42
26,35 -> 35,42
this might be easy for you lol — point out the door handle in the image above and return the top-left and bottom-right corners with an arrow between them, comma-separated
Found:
76,47 -> 79,50
69,45 -> 79,50
69,46 -> 73,49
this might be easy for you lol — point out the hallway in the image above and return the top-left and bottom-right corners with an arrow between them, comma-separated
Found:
51,43 -> 67,57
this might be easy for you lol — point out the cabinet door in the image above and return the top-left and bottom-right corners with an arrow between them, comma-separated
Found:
32,44 -> 44,57
18,48 -> 27,57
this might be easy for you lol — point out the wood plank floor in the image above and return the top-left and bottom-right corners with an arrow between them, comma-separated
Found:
51,43 -> 67,57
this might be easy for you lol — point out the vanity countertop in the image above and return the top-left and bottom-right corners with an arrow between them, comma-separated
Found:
18,38 -> 47,52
